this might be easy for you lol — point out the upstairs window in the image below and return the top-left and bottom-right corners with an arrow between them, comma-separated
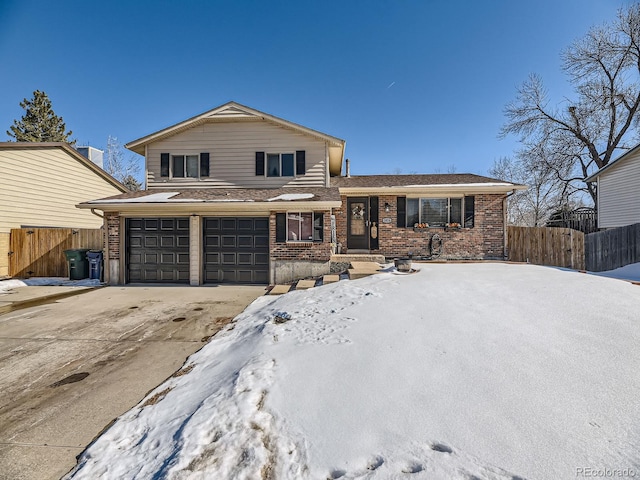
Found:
256,151 -> 305,177
160,152 -> 209,179
267,153 -> 295,177
172,155 -> 198,178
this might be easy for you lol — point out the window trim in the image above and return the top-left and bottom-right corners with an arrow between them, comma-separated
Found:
163,153 -> 209,179
284,211 -> 324,243
266,152 -> 295,178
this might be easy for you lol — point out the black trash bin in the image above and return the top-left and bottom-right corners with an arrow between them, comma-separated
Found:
63,249 -> 90,280
87,250 -> 104,281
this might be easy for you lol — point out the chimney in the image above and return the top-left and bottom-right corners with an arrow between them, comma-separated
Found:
345,158 -> 350,177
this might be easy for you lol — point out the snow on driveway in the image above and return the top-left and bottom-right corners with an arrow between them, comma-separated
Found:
66,263 -> 640,480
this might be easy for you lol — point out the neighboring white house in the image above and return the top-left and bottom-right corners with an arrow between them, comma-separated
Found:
585,143 -> 640,229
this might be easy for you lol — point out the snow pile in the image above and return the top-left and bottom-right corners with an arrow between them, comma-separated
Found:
267,193 -> 315,201
0,279 -> 27,294
66,264 -> 640,480
591,262 -> 640,282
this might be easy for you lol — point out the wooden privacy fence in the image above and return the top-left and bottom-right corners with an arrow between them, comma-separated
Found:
9,228 -> 104,278
585,223 -> 640,272
507,226 -> 585,270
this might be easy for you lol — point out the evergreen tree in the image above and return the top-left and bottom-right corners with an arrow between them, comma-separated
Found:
7,90 -> 73,142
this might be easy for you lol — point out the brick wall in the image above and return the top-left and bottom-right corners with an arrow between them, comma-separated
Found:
335,194 -> 506,259
106,213 -> 120,260
269,211 -> 332,261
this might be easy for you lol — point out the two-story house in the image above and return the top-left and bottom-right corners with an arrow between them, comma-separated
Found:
78,102 -> 524,285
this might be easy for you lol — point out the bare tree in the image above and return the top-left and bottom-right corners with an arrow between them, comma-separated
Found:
501,4 -> 640,204
104,135 -> 143,190
490,151 -> 567,226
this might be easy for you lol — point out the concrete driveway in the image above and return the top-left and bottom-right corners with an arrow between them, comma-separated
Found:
0,285 -> 265,480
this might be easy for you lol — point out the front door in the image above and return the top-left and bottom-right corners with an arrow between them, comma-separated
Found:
347,197 -> 369,250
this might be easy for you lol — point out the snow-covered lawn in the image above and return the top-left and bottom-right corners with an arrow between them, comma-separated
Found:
66,263 -> 640,480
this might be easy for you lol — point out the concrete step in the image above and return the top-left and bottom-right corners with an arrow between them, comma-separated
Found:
331,254 -> 386,264
348,269 -> 377,280
349,261 -> 382,271
322,274 -> 340,284
295,279 -> 316,290
268,285 -> 292,295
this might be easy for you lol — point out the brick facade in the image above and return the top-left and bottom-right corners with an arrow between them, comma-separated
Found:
269,211 -> 332,261
106,212 -> 120,260
335,194 -> 506,259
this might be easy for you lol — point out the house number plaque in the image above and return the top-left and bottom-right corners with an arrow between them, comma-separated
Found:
382,218 -> 392,224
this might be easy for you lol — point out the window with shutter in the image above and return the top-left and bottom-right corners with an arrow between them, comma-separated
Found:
160,153 -> 169,177
200,153 -> 210,177
256,152 -> 265,176
464,196 -> 475,228
296,150 -> 306,175
397,197 -> 406,227
276,213 -> 286,243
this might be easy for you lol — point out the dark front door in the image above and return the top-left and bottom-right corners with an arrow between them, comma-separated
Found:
126,217 -> 190,283
347,197 -> 369,250
203,217 -> 269,284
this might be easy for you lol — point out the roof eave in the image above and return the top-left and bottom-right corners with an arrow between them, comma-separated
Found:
125,101 -> 346,155
77,200 -> 342,214
337,185 -> 527,196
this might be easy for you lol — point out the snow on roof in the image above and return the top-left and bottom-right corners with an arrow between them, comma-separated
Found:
88,192 -> 197,203
267,193 -> 315,201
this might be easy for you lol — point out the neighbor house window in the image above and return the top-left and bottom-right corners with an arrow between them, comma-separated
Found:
161,152 -> 210,179
282,212 -> 324,242
407,197 -> 464,227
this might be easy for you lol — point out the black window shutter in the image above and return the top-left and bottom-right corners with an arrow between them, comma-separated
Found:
397,196 -> 406,228
255,152 -> 265,176
464,195 -> 475,228
276,213 -> 286,242
160,153 -> 170,177
200,153 -> 210,177
313,212 -> 324,242
296,150 -> 306,175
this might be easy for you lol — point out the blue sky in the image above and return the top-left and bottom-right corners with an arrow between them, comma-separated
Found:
0,0 -> 628,178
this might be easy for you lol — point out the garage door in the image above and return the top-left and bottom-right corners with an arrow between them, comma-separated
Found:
127,218 -> 190,283
203,217 -> 269,284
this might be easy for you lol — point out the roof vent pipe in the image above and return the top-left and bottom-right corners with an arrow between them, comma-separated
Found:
345,158 -> 350,177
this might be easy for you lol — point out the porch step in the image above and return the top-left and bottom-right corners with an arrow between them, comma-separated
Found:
269,285 -> 292,295
331,254 -> 386,264
322,274 -> 340,284
295,279 -> 317,290
349,261 -> 382,271
348,269 -> 377,280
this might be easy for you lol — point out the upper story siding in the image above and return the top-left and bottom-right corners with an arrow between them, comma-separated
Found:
597,151 -> 640,228
146,120 -> 329,189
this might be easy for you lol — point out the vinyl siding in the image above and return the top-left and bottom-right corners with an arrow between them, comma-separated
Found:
598,151 -> 640,228
0,147 -> 124,234
146,120 -> 327,188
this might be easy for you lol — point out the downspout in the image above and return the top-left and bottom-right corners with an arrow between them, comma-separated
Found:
90,208 -> 104,219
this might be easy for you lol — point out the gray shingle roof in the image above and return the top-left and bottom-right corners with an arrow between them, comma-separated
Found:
330,173 -> 514,188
